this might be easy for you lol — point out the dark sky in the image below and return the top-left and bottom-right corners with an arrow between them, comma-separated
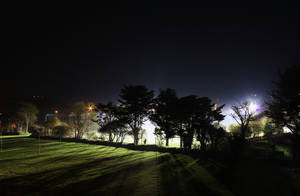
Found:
1,3 -> 300,106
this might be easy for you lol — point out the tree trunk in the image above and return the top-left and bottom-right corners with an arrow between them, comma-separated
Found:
25,119 -> 29,133
121,135 -> 125,144
166,138 -> 169,146
116,134 -> 120,143
132,121 -> 139,145
74,129 -> 77,139
134,132 -> 139,145
109,132 -> 113,142
241,125 -> 246,140
200,139 -> 206,152
211,140 -> 215,151
180,135 -> 183,148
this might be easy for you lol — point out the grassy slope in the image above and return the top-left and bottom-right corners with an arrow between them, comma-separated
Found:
0,137 -> 233,196
226,141 -> 300,196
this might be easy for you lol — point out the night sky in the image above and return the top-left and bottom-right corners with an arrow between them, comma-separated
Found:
2,3 -> 300,108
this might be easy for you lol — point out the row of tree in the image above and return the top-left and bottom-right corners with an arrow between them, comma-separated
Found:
0,65 -> 299,156
96,86 -> 226,151
0,102 -> 39,134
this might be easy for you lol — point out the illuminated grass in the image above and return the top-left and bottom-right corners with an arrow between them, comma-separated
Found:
0,137 -> 234,196
0,133 -> 31,138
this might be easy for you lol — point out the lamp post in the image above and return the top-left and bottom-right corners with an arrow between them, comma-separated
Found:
54,110 -> 62,143
87,105 -> 93,132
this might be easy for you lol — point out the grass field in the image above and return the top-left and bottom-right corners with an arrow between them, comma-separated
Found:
0,137 -> 234,196
0,137 -> 299,196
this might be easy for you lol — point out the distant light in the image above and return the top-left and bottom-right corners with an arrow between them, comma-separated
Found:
142,120 -> 156,144
54,110 -> 59,114
249,102 -> 260,113
88,106 -> 93,112
283,127 -> 292,133
212,104 -> 217,111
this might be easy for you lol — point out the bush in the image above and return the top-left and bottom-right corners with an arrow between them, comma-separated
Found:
30,125 -> 45,137
52,125 -> 73,138
84,130 -> 99,141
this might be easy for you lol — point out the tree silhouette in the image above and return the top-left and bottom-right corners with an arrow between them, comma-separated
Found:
266,65 -> 300,134
96,102 -> 129,143
17,102 -> 39,133
150,88 -> 178,146
207,125 -> 226,151
174,96 -> 223,150
119,85 -> 154,145
174,95 -> 199,149
266,65 -> 300,160
191,97 -> 225,151
96,102 -> 118,142
230,101 -> 256,140
66,102 -> 96,139
44,116 -> 60,136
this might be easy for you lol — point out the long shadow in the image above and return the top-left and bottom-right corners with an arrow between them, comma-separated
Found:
0,153 -> 157,196
32,136 -> 234,161
157,153 -> 216,196
32,150 -> 146,168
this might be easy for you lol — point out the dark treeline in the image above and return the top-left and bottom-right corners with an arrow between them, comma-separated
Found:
95,85 -> 226,151
0,65 -> 299,159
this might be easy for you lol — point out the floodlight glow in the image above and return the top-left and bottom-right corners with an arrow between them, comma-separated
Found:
249,102 -> 259,113
142,120 -> 156,144
283,126 -> 292,133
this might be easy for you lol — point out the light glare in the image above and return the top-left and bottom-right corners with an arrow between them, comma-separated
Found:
249,102 -> 259,113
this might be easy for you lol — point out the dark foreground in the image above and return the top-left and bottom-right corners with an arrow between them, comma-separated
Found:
0,137 -> 299,196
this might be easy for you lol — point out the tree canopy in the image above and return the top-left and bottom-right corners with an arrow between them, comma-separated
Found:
119,85 -> 154,145
266,65 -> 300,134
66,102 -> 96,139
17,102 -> 39,133
230,101 -> 256,139
150,88 -> 178,146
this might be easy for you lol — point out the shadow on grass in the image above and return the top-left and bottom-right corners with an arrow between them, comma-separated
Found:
158,153 -> 228,196
2,137 -> 300,196
0,152 -> 157,196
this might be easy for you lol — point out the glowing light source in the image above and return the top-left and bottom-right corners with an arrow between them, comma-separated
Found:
142,120 -> 156,144
54,110 -> 59,114
283,126 -> 292,133
88,106 -> 93,112
249,102 -> 259,113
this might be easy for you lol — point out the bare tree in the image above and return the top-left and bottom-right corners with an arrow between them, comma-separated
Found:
230,102 -> 256,139
67,102 -> 96,139
17,103 -> 39,133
